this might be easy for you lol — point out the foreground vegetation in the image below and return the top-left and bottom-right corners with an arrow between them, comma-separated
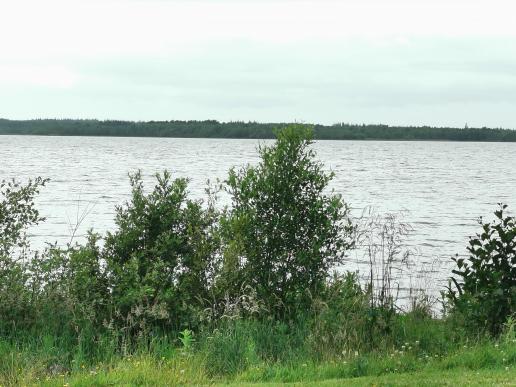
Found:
2,118 -> 516,141
4,338 -> 515,386
2,333 -> 515,385
0,126 -> 514,385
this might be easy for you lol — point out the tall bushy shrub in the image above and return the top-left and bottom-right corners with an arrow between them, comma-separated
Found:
221,125 -> 354,320
449,204 -> 516,335
0,177 -> 47,332
103,171 -> 220,332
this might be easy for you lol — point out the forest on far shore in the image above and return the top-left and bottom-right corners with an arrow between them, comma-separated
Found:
1,118 -> 516,141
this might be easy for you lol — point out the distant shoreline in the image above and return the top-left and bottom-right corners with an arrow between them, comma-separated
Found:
1,119 -> 516,142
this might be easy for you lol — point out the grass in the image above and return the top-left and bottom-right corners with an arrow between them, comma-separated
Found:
3,339 -> 513,386
24,368 -> 516,387
229,369 -> 516,386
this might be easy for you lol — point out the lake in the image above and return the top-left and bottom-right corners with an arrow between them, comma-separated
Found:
1,135 -> 515,297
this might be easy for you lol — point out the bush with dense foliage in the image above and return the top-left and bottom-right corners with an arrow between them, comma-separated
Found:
449,204 -> 516,335
0,177 -> 47,333
221,125 -> 354,320
103,170 -> 220,333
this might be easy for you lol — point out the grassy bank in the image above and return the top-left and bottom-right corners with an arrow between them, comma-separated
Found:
3,337 -> 514,386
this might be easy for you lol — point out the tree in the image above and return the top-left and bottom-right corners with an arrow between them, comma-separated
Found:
221,125 -> 354,320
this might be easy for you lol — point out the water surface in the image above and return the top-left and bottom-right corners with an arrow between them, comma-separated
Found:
1,136 -> 514,295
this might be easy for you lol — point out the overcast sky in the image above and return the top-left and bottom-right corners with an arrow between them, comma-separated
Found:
1,0 -> 516,127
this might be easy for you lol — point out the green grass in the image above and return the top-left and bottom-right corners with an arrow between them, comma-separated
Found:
227,368 -> 516,386
6,339 -> 513,386
25,368 -> 516,387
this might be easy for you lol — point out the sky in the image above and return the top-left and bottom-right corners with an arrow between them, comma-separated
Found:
1,0 -> 516,127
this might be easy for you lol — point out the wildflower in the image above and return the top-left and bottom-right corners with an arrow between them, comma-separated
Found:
415,341 -> 420,345
354,351 -> 359,357
506,367 -> 510,371
302,363 -> 307,367
495,344 -> 499,348
180,369 -> 185,374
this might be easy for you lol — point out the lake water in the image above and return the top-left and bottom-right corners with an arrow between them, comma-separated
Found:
1,135 -> 515,298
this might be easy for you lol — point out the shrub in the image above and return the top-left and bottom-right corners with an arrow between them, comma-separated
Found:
449,204 -> 516,335
30,234 -> 110,339
0,177 -> 47,333
0,177 -> 47,256
221,125 -> 354,320
103,170 -> 220,333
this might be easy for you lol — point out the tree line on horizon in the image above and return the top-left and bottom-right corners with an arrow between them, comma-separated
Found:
1,118 -> 516,141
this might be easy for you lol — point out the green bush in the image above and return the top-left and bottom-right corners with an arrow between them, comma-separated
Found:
221,125 -> 354,320
103,170 -> 220,333
31,235 -> 110,341
0,177 -> 47,333
449,204 -> 516,335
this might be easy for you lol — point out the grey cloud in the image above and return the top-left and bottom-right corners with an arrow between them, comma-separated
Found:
3,36 -> 516,127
